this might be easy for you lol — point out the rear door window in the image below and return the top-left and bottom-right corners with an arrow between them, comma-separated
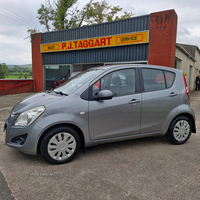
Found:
142,69 -> 165,92
142,68 -> 175,92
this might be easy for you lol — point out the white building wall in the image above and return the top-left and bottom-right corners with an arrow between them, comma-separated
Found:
175,47 -> 196,91
194,48 -> 200,74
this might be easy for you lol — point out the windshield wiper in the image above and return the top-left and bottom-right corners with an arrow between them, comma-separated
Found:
54,91 -> 68,96
46,90 -> 53,93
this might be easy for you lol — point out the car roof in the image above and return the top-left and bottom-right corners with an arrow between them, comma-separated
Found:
91,64 -> 180,73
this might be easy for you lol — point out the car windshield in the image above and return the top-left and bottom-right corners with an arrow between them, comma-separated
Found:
54,69 -> 103,95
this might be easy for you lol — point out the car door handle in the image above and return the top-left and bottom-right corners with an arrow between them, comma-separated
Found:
169,92 -> 178,97
129,99 -> 140,104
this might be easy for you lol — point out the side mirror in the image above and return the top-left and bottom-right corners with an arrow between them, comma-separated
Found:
96,90 -> 113,101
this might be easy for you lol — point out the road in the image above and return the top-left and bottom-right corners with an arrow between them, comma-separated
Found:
0,92 -> 200,200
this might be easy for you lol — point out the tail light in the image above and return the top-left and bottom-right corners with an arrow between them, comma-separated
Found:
183,74 -> 190,99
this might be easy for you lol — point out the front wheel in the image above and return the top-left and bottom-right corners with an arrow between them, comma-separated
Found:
166,116 -> 192,145
40,126 -> 81,164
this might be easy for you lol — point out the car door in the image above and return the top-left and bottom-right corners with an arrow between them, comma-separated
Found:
88,68 -> 142,141
140,68 -> 178,134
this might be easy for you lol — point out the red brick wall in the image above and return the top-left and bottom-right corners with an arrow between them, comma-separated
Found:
0,80 -> 34,95
148,10 -> 177,68
32,33 -> 44,92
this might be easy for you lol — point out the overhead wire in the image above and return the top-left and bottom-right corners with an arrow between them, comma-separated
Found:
0,6 -> 38,28
0,13 -> 30,27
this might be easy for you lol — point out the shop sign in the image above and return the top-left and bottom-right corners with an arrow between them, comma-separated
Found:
41,31 -> 149,53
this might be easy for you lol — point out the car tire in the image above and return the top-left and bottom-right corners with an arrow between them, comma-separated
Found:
166,116 -> 192,145
40,126 -> 81,164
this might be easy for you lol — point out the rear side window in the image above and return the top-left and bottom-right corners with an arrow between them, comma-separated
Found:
164,71 -> 175,88
142,68 -> 175,92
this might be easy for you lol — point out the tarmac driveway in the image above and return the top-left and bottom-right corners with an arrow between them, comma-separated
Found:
0,92 -> 200,200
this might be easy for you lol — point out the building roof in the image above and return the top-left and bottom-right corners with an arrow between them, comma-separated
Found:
177,43 -> 200,56
176,43 -> 196,62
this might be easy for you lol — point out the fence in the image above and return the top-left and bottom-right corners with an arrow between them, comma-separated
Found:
0,79 -> 35,95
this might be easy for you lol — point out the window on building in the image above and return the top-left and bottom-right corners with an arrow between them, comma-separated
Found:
189,65 -> 193,88
175,58 -> 181,69
44,64 -> 72,90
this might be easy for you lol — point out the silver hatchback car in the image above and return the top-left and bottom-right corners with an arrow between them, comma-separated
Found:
4,64 -> 196,164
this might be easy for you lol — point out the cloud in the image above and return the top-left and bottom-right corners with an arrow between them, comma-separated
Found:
0,0 -> 42,65
178,27 -> 191,36
177,27 -> 200,47
0,36 -> 31,65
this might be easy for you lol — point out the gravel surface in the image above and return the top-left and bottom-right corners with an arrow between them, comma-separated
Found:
0,91 -> 200,200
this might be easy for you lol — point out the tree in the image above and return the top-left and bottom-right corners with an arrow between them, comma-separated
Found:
0,63 -> 8,79
72,0 -> 134,26
74,0 -> 93,27
35,0 -> 134,32
53,0 -> 78,30
26,29 -> 37,42
14,65 -> 19,71
24,73 -> 28,79
80,0 -> 132,25
18,72 -> 23,79
37,1 -> 54,32
35,0 -> 79,31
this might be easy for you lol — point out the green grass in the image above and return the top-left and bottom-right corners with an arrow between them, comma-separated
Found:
9,72 -> 20,75
7,75 -> 19,79
6,74 -> 32,79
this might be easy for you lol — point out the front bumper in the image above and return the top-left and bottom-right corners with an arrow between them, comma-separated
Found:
5,114 -> 43,155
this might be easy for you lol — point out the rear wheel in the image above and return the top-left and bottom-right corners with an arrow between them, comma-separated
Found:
166,116 -> 192,144
40,126 -> 81,164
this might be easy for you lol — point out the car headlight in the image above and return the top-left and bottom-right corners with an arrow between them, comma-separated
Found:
14,106 -> 45,126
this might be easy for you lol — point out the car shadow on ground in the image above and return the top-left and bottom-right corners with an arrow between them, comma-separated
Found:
13,136 -> 169,165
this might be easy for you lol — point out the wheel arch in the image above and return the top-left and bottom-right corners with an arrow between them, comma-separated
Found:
167,113 -> 196,134
37,123 -> 85,154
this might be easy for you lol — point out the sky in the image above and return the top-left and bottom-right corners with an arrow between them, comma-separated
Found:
0,0 -> 200,65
